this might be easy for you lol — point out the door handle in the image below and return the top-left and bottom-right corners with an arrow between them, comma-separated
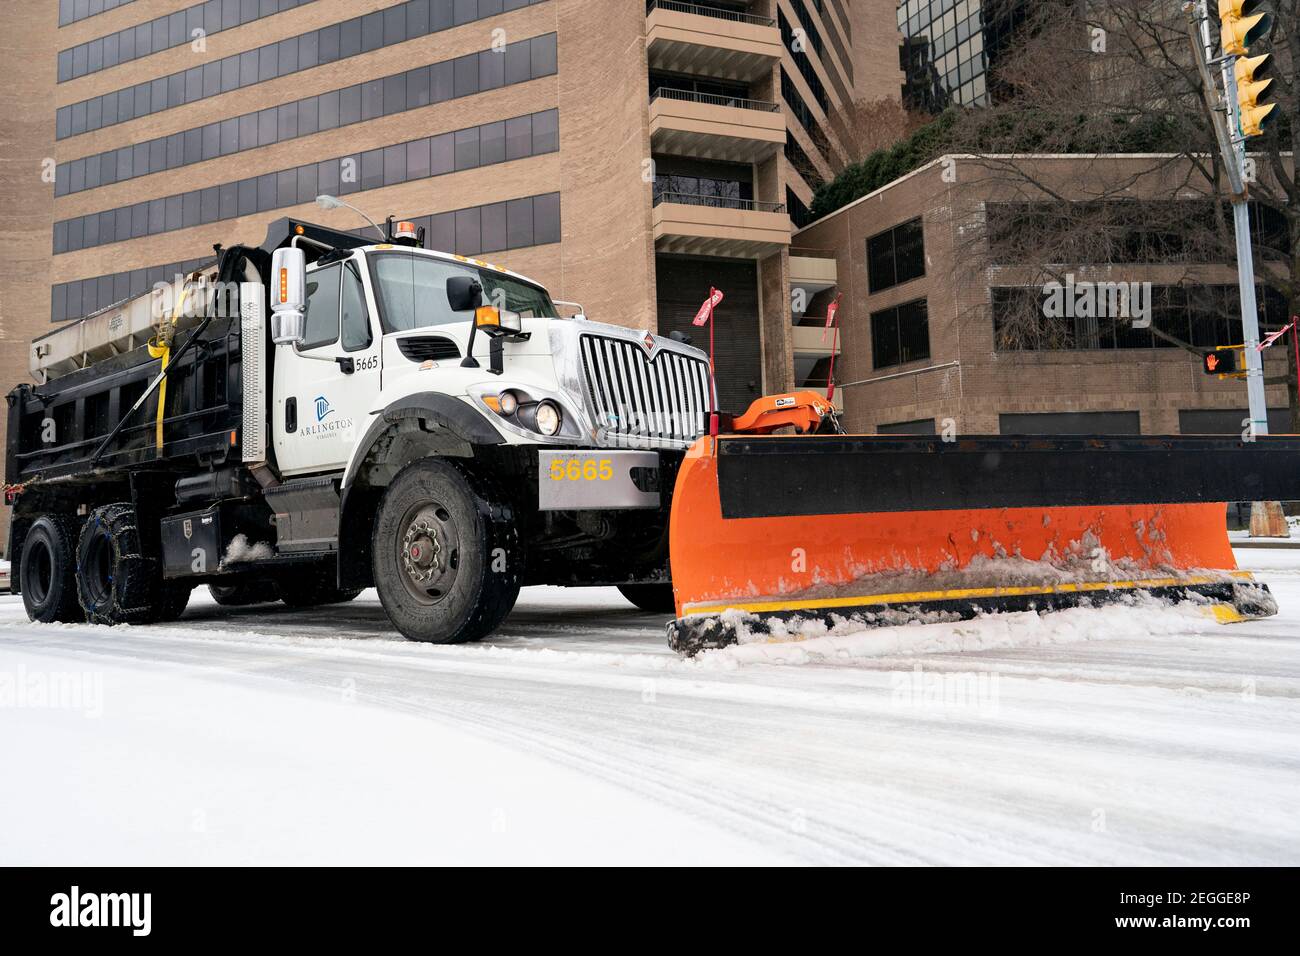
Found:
285,397 -> 297,433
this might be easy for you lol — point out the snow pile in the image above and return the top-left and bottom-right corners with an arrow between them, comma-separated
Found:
701,595 -> 1220,668
768,531 -> 1214,607
222,534 -> 273,565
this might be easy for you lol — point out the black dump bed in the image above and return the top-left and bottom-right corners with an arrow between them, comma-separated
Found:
6,316 -> 244,486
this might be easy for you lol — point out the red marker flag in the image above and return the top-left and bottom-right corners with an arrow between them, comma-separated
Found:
693,287 -> 724,327
1258,319 -> 1295,351
822,293 -> 843,342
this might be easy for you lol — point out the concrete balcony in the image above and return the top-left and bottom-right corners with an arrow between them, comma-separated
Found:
790,251 -> 838,290
646,1 -> 783,83
650,89 -> 786,163
653,192 -> 791,257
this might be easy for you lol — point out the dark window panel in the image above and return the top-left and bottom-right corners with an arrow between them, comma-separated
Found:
361,11 -> 384,52
534,192 -> 560,244
407,65 -> 432,109
505,38 -> 531,85
480,121 -> 505,166
383,3 -> 406,45
481,202 -> 507,253
480,47 -> 505,91
257,172 -> 277,211
408,0 -> 430,36
318,89 -> 340,130
455,206 -> 481,255
278,101 -> 298,139
431,60 -> 454,102
361,79 -> 384,120
361,148 -> 384,190
505,115 -> 531,160
219,181 -> 238,217
407,138 -> 431,180
531,32 -> 557,77
532,108 -> 558,153
431,0 -> 454,31
277,169 -> 298,207
430,132 -> 454,175
297,164 -> 318,205
339,85 -> 361,125
384,144 -> 407,186
454,53 -> 479,97
383,73 -> 407,115
298,96 -> 319,136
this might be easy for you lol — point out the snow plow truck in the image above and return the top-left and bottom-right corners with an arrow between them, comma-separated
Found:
6,216 -> 1300,654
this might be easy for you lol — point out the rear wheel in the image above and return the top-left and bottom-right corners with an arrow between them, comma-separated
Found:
150,582 -> 193,623
275,564 -> 362,607
617,583 -> 676,614
372,458 -> 520,644
19,514 -> 84,623
76,502 -> 162,626
208,580 -> 279,606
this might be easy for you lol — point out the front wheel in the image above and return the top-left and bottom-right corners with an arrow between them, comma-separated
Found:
617,583 -> 676,614
372,459 -> 521,644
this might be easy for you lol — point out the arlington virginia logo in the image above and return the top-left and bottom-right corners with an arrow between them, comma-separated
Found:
302,395 -> 352,438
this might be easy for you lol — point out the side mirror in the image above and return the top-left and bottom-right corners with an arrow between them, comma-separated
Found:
270,247 -> 306,346
446,275 -> 484,313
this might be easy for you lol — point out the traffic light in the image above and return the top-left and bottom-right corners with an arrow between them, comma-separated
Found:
1219,0 -> 1273,56
1235,54 -> 1278,137
1203,349 -> 1239,375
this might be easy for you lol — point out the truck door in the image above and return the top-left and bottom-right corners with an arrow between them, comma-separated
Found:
273,257 -> 381,475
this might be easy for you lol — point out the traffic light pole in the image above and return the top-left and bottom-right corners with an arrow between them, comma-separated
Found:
1188,1 -> 1269,437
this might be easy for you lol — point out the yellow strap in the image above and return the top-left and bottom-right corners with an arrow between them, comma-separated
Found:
146,287 -> 187,453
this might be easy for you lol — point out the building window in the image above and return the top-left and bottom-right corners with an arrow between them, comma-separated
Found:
51,195 -> 562,322
867,218 -> 925,293
991,284 -> 1290,351
871,297 -> 930,369
999,411 -> 1141,435
878,418 -> 937,435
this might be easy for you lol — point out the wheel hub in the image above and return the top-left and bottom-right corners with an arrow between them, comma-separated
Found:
402,519 -> 442,584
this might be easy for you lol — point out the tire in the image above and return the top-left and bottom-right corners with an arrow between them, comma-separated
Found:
19,514 -> 84,623
372,458 -> 521,644
275,564 -> 362,608
208,580 -> 278,606
617,583 -> 677,614
75,502 -> 163,626
150,582 -> 193,623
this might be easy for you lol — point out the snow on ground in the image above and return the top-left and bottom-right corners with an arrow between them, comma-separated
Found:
2,547 -> 1299,865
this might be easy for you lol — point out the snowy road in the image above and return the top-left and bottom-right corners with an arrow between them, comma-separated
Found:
2,548 -> 1299,865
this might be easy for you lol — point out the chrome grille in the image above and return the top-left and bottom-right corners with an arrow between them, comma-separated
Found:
579,334 -> 712,445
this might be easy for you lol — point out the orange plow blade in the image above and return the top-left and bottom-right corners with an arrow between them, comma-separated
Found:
666,433 -> 1297,655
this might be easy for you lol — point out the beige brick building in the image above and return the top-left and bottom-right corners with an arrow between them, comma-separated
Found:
0,0 -> 899,547
794,153 -> 1295,437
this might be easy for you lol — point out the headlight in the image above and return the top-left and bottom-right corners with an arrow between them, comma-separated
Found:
535,401 -> 562,436
499,390 -> 519,416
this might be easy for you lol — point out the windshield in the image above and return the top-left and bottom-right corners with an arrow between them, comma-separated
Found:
368,251 -> 558,333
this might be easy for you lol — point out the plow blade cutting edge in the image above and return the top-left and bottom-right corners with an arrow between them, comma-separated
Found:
666,433 -> 1300,655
